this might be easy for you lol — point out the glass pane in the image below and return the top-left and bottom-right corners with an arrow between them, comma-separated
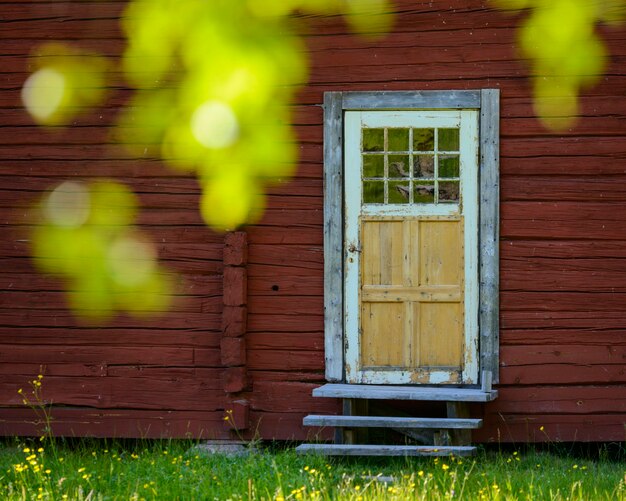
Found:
388,155 -> 410,178
363,154 -> 385,178
439,155 -> 460,178
414,182 -> 435,203
438,128 -> 460,151
413,128 -> 434,151
363,128 -> 384,152
363,181 -> 385,203
439,181 -> 460,203
387,128 -> 409,151
388,181 -> 410,204
414,155 -> 435,179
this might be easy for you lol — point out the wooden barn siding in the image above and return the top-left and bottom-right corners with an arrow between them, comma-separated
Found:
1,0 -> 626,442
0,0 -> 231,440
292,1 -> 626,443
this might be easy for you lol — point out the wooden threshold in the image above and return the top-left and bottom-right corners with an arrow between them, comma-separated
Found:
303,415 -> 482,429
296,444 -> 476,456
312,384 -> 498,402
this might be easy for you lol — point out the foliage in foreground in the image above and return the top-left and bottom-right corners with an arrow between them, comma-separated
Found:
0,439 -> 625,500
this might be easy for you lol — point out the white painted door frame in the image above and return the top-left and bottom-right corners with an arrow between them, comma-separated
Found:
343,110 -> 480,385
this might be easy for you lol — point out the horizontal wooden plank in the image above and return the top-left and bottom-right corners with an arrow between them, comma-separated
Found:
502,202 -> 626,240
296,444 -> 476,456
249,381 -> 338,413
0,291 -> 219,312
502,240 -> 626,259
500,364 -> 626,385
0,309 -> 221,329
251,411 -> 333,441
502,310 -> 626,330
342,90 -> 480,109
0,374 -> 225,410
503,176 -> 626,202
475,413 -> 626,443
501,291 -> 626,312
312,384 -> 498,402
248,265 -> 324,296
0,345 -> 194,365
248,296 -> 323,316
501,329 -> 626,346
0,327 -> 220,347
486,386 -> 626,414
248,350 -> 324,371
501,259 -> 626,293
247,332 -> 323,351
249,370 -> 325,383
0,407 -> 230,439
247,314 -> 323,333
303,415 -> 483,429
501,345 -> 626,367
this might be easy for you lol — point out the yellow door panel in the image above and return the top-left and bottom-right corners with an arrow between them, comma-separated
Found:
417,302 -> 463,367
360,217 -> 464,379
360,302 -> 408,367
419,220 -> 462,287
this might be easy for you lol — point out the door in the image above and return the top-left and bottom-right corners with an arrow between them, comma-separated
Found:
344,110 -> 479,385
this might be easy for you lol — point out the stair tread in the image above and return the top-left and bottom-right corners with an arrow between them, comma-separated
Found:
296,444 -> 476,456
313,384 -> 497,402
303,415 -> 482,429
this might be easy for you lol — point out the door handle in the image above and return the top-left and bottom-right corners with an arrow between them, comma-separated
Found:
347,243 -> 361,253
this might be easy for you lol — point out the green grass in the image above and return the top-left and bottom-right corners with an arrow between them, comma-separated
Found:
0,439 -> 624,500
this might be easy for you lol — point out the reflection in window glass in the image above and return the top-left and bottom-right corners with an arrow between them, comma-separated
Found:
363,154 -> 385,178
414,182 -> 435,203
413,129 -> 434,151
414,155 -> 435,179
387,128 -> 409,151
388,182 -> 410,204
439,181 -> 460,202
362,128 -> 384,152
388,155 -> 410,178
363,180 -> 385,203
438,128 -> 460,151
360,126 -> 462,206
439,155 -> 460,178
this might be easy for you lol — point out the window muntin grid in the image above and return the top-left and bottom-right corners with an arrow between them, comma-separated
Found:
361,127 -> 460,205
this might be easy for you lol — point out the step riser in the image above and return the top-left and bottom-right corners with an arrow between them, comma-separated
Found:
296,444 -> 476,457
312,383 -> 497,402
303,415 -> 482,429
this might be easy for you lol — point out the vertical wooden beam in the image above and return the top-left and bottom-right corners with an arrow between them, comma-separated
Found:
323,92 -> 344,382
222,231 -> 249,429
446,402 -> 471,446
479,89 -> 500,384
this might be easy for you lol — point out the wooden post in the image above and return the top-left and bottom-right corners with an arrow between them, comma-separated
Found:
221,231 -> 249,431
446,402 -> 472,446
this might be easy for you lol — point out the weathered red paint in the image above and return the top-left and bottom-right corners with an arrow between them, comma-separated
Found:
1,0 -> 626,442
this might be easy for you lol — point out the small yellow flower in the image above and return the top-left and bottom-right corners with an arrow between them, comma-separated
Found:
539,426 -> 544,431
78,467 -> 86,473
23,447 -> 31,453
38,447 -> 44,453
17,388 -> 23,394
45,469 -> 51,474
442,463 -> 450,471
418,470 -> 424,477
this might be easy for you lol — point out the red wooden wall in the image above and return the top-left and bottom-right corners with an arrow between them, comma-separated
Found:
1,0 -> 626,442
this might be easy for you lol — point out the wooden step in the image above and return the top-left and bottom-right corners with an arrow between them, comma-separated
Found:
303,415 -> 482,429
313,384 -> 497,402
296,444 -> 476,456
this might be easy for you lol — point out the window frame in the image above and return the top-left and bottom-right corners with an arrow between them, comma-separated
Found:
323,90 -> 500,386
